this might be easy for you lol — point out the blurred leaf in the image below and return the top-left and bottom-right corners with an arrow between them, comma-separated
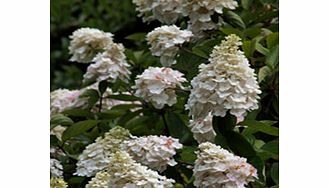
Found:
258,65 -> 272,83
266,44 -> 279,69
266,32 -> 279,49
179,146 -> 197,164
224,11 -> 246,29
62,120 -> 100,141
107,94 -> 141,101
241,0 -> 254,10
166,111 -> 193,144
125,116 -> 149,133
212,114 -> 237,134
98,80 -> 108,95
62,109 -> 94,118
240,120 -> 278,136
97,109 -> 127,119
111,104 -> 142,111
214,132 -> 230,150
50,114 -> 74,129
80,89 -> 99,108
242,39 -> 256,58
271,162 -> 279,184
125,33 -> 146,41
261,140 -> 279,155
255,43 -> 269,55
225,131 -> 256,158
249,155 -> 265,182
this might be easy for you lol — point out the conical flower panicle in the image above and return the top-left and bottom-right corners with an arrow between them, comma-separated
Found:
107,151 -> 175,188
193,142 -> 258,188
186,34 -> 261,121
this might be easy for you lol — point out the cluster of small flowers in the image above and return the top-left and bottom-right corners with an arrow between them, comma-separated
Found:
146,25 -> 193,67
133,0 -> 238,36
69,28 -> 114,63
133,67 -> 187,109
123,135 -> 183,172
107,151 -> 176,188
85,171 -> 110,188
69,27 -> 131,84
83,42 -> 131,83
50,177 -> 68,188
193,142 -> 258,187
188,113 -> 216,143
74,126 -> 133,177
182,0 -> 238,36
132,0 -> 185,24
50,158 -> 63,177
50,89 -> 86,116
186,35 -> 261,121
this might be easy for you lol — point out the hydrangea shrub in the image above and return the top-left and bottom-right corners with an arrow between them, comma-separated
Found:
50,0 -> 279,187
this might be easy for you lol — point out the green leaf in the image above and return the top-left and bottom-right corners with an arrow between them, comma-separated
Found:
125,33 -> 146,41
271,162 -> 279,184
50,114 -> 73,129
249,156 -> 265,182
266,32 -> 279,49
125,116 -> 149,133
110,104 -> 142,111
241,0 -> 254,10
225,131 -> 256,158
266,44 -> 279,69
179,146 -> 197,164
62,120 -> 100,141
224,11 -> 246,29
192,38 -> 220,59
97,109 -> 127,119
192,47 -> 209,59
261,140 -> 279,155
80,89 -> 99,108
240,120 -> 279,136
255,43 -> 269,55
107,94 -> 141,101
125,49 -> 137,63
166,111 -> 193,144
212,114 -> 237,134
61,109 -> 94,118
98,80 -> 108,95
214,132 -> 230,150
258,65 -> 272,83
242,40 -> 256,58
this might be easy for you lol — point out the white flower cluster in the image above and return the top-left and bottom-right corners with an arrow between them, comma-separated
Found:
134,67 -> 187,109
107,151 -> 175,188
83,43 -> 131,83
75,127 -> 132,177
50,158 -> 63,177
133,0 -> 238,37
193,142 -> 257,188
188,113 -> 216,143
69,28 -> 114,63
86,171 -> 110,188
182,0 -> 238,36
132,0 -> 185,24
50,177 -> 68,188
147,25 -> 193,66
50,89 -> 86,115
186,35 -> 261,121
123,135 -> 183,172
